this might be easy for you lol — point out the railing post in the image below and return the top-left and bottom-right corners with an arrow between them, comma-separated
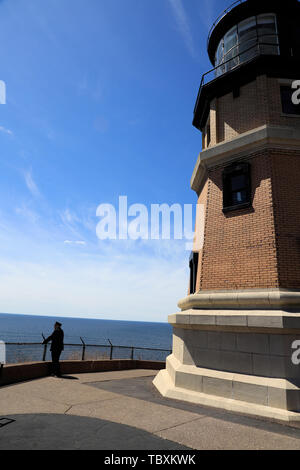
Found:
108,339 -> 113,360
80,337 -> 86,361
5,340 -> 171,364
42,333 -> 47,362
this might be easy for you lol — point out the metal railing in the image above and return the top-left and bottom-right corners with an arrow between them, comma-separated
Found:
4,336 -> 172,365
194,40 -> 280,115
207,0 -> 246,48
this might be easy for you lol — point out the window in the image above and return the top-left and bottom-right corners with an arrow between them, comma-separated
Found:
257,14 -> 279,56
214,13 -> 279,77
238,16 -> 258,63
215,40 -> 225,76
223,162 -> 251,213
189,252 -> 199,295
224,26 -> 239,72
281,86 -> 300,115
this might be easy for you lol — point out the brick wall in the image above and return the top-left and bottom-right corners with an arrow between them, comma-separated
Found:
196,72 -> 300,291
194,179 -> 209,293
217,79 -> 264,142
271,150 -> 300,288
195,148 -> 300,291
203,75 -> 300,146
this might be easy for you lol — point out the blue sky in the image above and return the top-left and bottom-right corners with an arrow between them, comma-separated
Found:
0,0 -> 230,322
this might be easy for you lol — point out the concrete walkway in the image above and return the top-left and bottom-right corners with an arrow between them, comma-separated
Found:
1,369 -> 300,450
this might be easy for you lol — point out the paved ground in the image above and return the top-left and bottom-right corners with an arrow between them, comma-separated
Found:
1,369 -> 300,450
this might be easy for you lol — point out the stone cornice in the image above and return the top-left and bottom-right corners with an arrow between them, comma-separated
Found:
178,289 -> 300,311
191,125 -> 300,195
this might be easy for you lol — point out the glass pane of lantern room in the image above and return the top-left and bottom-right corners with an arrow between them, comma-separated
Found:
238,16 -> 258,63
215,40 -> 224,66
238,16 -> 257,43
259,35 -> 279,55
224,47 -> 239,72
257,14 -> 277,37
239,38 -> 258,55
215,40 -> 225,76
224,26 -> 238,54
259,34 -> 279,45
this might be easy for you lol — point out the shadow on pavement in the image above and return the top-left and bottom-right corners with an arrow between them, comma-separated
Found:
0,413 -> 191,450
88,376 -> 300,440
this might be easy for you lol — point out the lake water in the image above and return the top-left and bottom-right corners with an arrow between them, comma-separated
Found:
0,313 -> 173,364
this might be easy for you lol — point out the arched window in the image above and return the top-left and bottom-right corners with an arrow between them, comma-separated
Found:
222,162 -> 252,213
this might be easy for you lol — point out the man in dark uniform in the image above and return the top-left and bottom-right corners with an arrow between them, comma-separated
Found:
43,322 -> 64,377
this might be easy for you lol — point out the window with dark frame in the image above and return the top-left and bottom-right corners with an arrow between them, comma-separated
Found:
280,86 -> 300,115
222,162 -> 251,213
189,252 -> 199,295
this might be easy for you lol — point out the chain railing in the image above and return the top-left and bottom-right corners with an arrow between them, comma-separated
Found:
4,336 -> 172,365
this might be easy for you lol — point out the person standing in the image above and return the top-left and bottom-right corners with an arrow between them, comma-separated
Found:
43,322 -> 64,377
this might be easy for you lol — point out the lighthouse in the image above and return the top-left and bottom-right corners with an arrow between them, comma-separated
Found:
154,0 -> 300,422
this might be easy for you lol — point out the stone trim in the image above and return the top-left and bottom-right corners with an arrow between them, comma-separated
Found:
153,355 -> 300,422
178,289 -> 300,311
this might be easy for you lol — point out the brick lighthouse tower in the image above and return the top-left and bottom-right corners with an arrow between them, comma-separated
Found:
154,0 -> 300,422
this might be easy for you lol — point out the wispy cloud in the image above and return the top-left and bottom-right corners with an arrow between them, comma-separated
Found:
59,208 -> 88,240
64,240 -> 86,246
0,125 -> 13,136
0,248 -> 187,321
61,208 -> 80,226
24,169 -> 40,197
167,0 -> 197,60
0,206 -> 189,321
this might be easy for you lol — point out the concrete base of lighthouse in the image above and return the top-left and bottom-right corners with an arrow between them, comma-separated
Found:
153,289 -> 300,423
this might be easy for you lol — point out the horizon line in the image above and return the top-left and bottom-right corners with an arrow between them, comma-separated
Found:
0,311 -> 169,324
